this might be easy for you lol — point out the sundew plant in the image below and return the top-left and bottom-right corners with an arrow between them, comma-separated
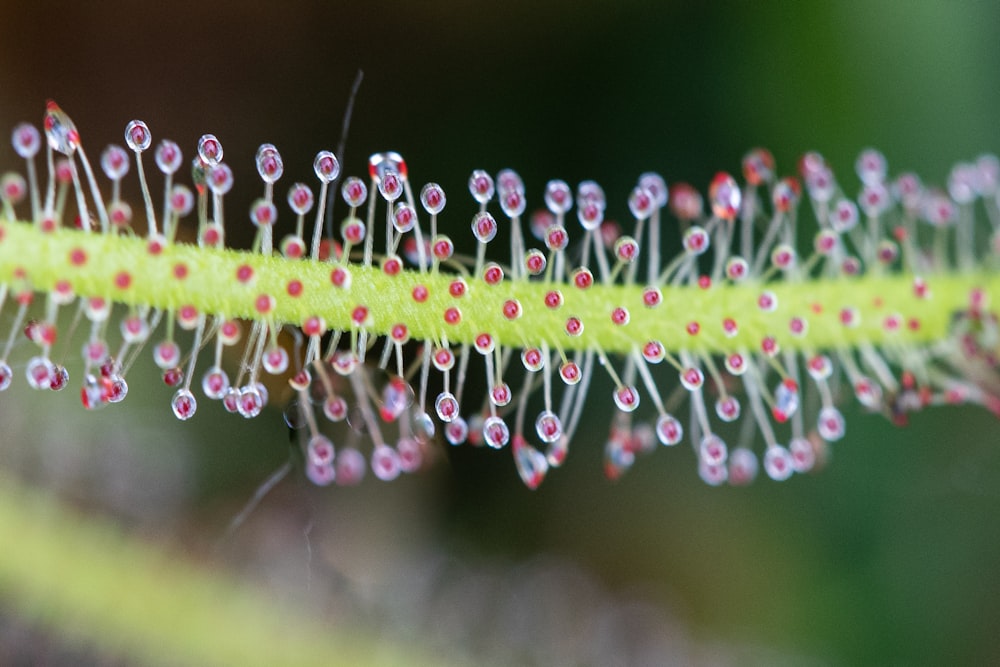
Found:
0,101 -> 997,489
2,3 -> 1000,666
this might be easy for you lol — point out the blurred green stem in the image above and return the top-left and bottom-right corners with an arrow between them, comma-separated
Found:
0,472 -> 436,667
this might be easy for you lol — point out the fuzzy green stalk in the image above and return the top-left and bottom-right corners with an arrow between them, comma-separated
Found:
1,220 -> 994,355
0,470 -> 445,667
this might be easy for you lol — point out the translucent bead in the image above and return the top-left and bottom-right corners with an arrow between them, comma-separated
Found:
335,448 -> 366,485
207,163 -> 234,195
201,366 -> 230,399
255,143 -> 283,184
699,433 -> 728,465
119,314 -> 149,344
728,448 -> 758,486
613,385 -> 640,412
306,461 -> 336,487
393,203 -> 417,233
576,180 -> 606,210
25,356 -> 56,390
12,123 -> 41,159
313,150 -> 340,184
679,367 -> 704,391
742,148 -> 775,186
669,182 -> 703,220
858,182 -> 890,217
490,382 -> 511,407
368,152 -> 407,182
628,185 -> 655,220
0,361 -> 12,391
371,445 -> 401,482
152,340 -> 180,369
380,376 -> 413,422
287,183 -> 314,215
262,346 -> 289,374
155,140 -> 182,175
323,396 -> 348,422
948,162 -> 979,204
108,201 -> 132,228
420,182 -> 446,214
307,434 -> 335,467
341,177 -> 367,208
500,189 -> 526,218
789,437 -> 816,473
1,174 -> 26,204
513,437 -> 548,490
855,148 -> 887,186
171,389 -> 197,420
471,211 -> 497,243
817,406 -> 845,442
468,170 -> 495,204
444,416 -> 469,446
396,437 -> 423,473
482,415 -> 510,449
831,199 -> 859,233
124,120 -> 151,152
805,165 -> 835,203
237,385 -> 264,418
101,144 -> 130,180
434,391 -> 460,422
43,102 -> 79,155
378,170 -> 403,202
250,199 -> 278,228
638,172 -> 668,208
80,374 -> 108,410
107,376 -> 128,403
497,168 -> 525,195
197,134 -> 223,166
709,172 -> 741,220
577,201 -> 603,230
773,380 -> 800,422
535,410 -> 562,443
411,411 -> 436,442
544,180 -> 572,214
170,184 -> 195,216
764,445 -> 794,481
715,396 -> 741,422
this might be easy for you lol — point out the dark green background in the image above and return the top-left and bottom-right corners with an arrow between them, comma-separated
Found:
1,1 -> 999,664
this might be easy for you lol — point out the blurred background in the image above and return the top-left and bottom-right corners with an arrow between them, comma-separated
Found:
1,1 -> 1000,664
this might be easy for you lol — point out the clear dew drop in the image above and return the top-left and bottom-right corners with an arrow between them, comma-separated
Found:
817,406 -> 846,442
155,139 -> 182,175
307,434 -> 336,467
482,415 -> 510,449
728,448 -> 759,486
444,416 -> 469,446
201,366 -> 230,399
0,361 -> 13,391
699,433 -> 728,466
255,143 -> 283,184
124,120 -> 151,152
44,104 -> 78,155
12,123 -> 41,159
434,391 -> 460,422
171,389 -> 197,420
197,134 -> 223,166
535,410 -> 562,444
371,445 -> 401,482
764,445 -> 795,481
237,385 -> 263,418
513,438 -> 548,490
335,448 -> 366,486
655,414 -> 683,446
25,356 -> 55,390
